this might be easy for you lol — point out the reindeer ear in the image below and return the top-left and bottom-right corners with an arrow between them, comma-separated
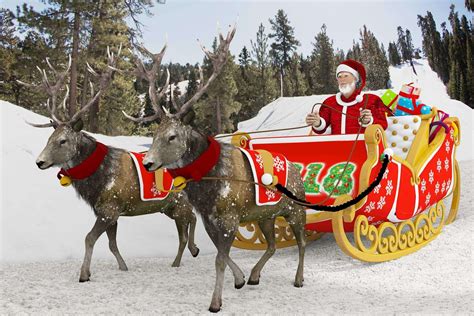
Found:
72,118 -> 84,132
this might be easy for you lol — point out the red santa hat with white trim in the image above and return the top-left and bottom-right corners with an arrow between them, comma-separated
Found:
336,59 -> 366,102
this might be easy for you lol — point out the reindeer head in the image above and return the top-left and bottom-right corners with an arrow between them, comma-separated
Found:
124,26 -> 236,172
19,47 -> 121,170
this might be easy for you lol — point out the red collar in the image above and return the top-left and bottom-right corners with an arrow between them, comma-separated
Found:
168,136 -> 221,181
57,142 -> 108,180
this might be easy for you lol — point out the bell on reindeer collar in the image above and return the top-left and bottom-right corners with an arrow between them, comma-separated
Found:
59,175 -> 72,187
173,176 -> 187,190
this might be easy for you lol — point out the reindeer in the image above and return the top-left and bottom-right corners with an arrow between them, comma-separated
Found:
125,26 -> 307,313
21,47 -> 199,283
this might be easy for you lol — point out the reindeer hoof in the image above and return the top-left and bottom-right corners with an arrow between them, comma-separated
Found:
235,280 -> 245,289
247,278 -> 259,286
294,280 -> 304,288
171,262 -> 180,268
209,306 -> 221,313
79,277 -> 90,283
191,247 -> 200,257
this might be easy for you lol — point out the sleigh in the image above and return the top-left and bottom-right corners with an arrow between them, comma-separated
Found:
232,108 -> 461,262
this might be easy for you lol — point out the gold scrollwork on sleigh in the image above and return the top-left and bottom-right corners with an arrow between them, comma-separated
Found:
233,217 -> 323,250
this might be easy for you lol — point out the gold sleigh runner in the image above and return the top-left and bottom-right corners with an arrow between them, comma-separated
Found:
231,109 -> 461,263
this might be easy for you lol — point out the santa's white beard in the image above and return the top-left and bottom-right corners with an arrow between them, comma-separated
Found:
339,81 -> 356,97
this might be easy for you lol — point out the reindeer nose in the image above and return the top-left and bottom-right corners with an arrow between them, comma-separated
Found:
36,160 -> 45,168
143,161 -> 154,171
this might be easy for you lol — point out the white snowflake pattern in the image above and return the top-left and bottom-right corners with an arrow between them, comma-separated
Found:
374,183 -> 382,194
444,158 -> 450,171
265,189 -> 276,200
425,192 -> 431,206
435,182 -> 440,194
445,140 -> 451,153
429,170 -> 435,184
377,196 -> 386,210
383,168 -> 390,179
367,216 -> 375,222
447,179 -> 451,190
255,154 -> 264,169
421,178 -> 427,193
273,156 -> 285,172
436,159 -> 442,173
450,128 -> 455,141
385,180 -> 394,196
151,184 -> 161,196
364,201 -> 376,213
441,181 -> 446,194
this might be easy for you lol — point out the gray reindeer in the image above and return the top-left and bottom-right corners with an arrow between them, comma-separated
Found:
125,26 -> 307,313
21,47 -> 199,283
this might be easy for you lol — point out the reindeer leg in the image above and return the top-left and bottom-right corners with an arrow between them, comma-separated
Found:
79,217 -> 110,282
171,219 -> 188,267
106,221 -> 128,271
187,211 -> 200,257
202,217 -> 245,290
285,211 -> 306,288
208,220 -> 238,313
248,217 -> 276,285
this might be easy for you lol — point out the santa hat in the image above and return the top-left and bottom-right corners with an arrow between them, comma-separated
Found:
336,59 -> 367,102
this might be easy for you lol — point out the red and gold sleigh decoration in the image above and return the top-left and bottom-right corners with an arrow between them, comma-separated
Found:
232,108 -> 461,262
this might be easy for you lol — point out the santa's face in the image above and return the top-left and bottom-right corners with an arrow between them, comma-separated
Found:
337,72 -> 357,97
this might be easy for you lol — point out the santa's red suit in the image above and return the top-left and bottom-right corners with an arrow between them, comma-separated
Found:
311,60 -> 390,135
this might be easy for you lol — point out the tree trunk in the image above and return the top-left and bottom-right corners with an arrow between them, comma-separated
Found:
215,97 -> 222,134
68,9 -> 80,118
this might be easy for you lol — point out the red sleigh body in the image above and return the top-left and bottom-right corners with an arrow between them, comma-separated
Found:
233,109 -> 461,260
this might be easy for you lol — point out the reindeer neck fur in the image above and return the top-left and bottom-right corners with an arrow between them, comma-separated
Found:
167,129 -> 209,169
67,132 -> 124,210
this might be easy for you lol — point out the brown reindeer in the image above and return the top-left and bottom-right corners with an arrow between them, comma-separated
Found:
125,27 -> 307,313
21,47 -> 199,283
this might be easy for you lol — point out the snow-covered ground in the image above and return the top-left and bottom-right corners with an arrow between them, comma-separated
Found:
1,59 -> 473,313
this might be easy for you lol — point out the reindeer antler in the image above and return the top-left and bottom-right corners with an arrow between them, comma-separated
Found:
19,45 -> 122,127
173,24 -> 236,119
18,56 -> 72,127
122,44 -> 170,123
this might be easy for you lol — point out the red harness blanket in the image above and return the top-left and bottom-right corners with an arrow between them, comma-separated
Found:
129,152 -> 173,201
238,148 -> 289,206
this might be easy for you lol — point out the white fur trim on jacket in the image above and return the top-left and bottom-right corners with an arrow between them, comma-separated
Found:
336,92 -> 364,106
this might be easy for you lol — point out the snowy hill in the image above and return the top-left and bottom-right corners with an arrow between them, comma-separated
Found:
238,59 -> 473,161
0,103 -> 215,263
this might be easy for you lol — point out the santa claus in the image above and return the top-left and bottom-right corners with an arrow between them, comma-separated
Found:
306,59 -> 390,135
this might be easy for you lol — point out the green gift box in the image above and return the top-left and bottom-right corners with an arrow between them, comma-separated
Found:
381,89 -> 398,111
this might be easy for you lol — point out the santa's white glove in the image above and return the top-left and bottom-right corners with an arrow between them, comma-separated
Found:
359,108 -> 373,127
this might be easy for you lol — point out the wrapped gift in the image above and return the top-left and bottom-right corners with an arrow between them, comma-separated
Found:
381,89 -> 398,111
393,83 -> 431,116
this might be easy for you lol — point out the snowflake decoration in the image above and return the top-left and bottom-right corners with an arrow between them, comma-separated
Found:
374,183 -> 382,194
265,189 -> 276,200
435,182 -> 440,194
364,201 -> 376,213
445,140 -> 451,153
441,181 -> 446,194
444,158 -> 450,171
255,154 -> 264,169
421,178 -> 427,193
367,216 -> 375,222
436,159 -> 442,173
450,128 -> 455,141
447,179 -> 451,191
377,196 -> 386,210
385,180 -> 394,196
425,192 -> 431,206
383,168 -> 390,179
273,156 -> 285,172
151,184 -> 161,196
429,170 -> 434,184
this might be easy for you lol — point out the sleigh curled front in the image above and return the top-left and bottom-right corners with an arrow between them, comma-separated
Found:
233,108 -> 461,262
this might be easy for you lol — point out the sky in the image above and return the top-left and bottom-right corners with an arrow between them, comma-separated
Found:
2,0 -> 471,64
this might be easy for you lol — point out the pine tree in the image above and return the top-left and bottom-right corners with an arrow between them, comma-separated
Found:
284,53 -> 308,96
359,26 -> 390,89
268,9 -> 300,96
388,42 -> 401,65
308,24 -> 337,94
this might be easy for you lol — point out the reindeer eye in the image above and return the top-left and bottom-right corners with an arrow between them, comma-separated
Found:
59,139 -> 67,145
168,135 -> 176,142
